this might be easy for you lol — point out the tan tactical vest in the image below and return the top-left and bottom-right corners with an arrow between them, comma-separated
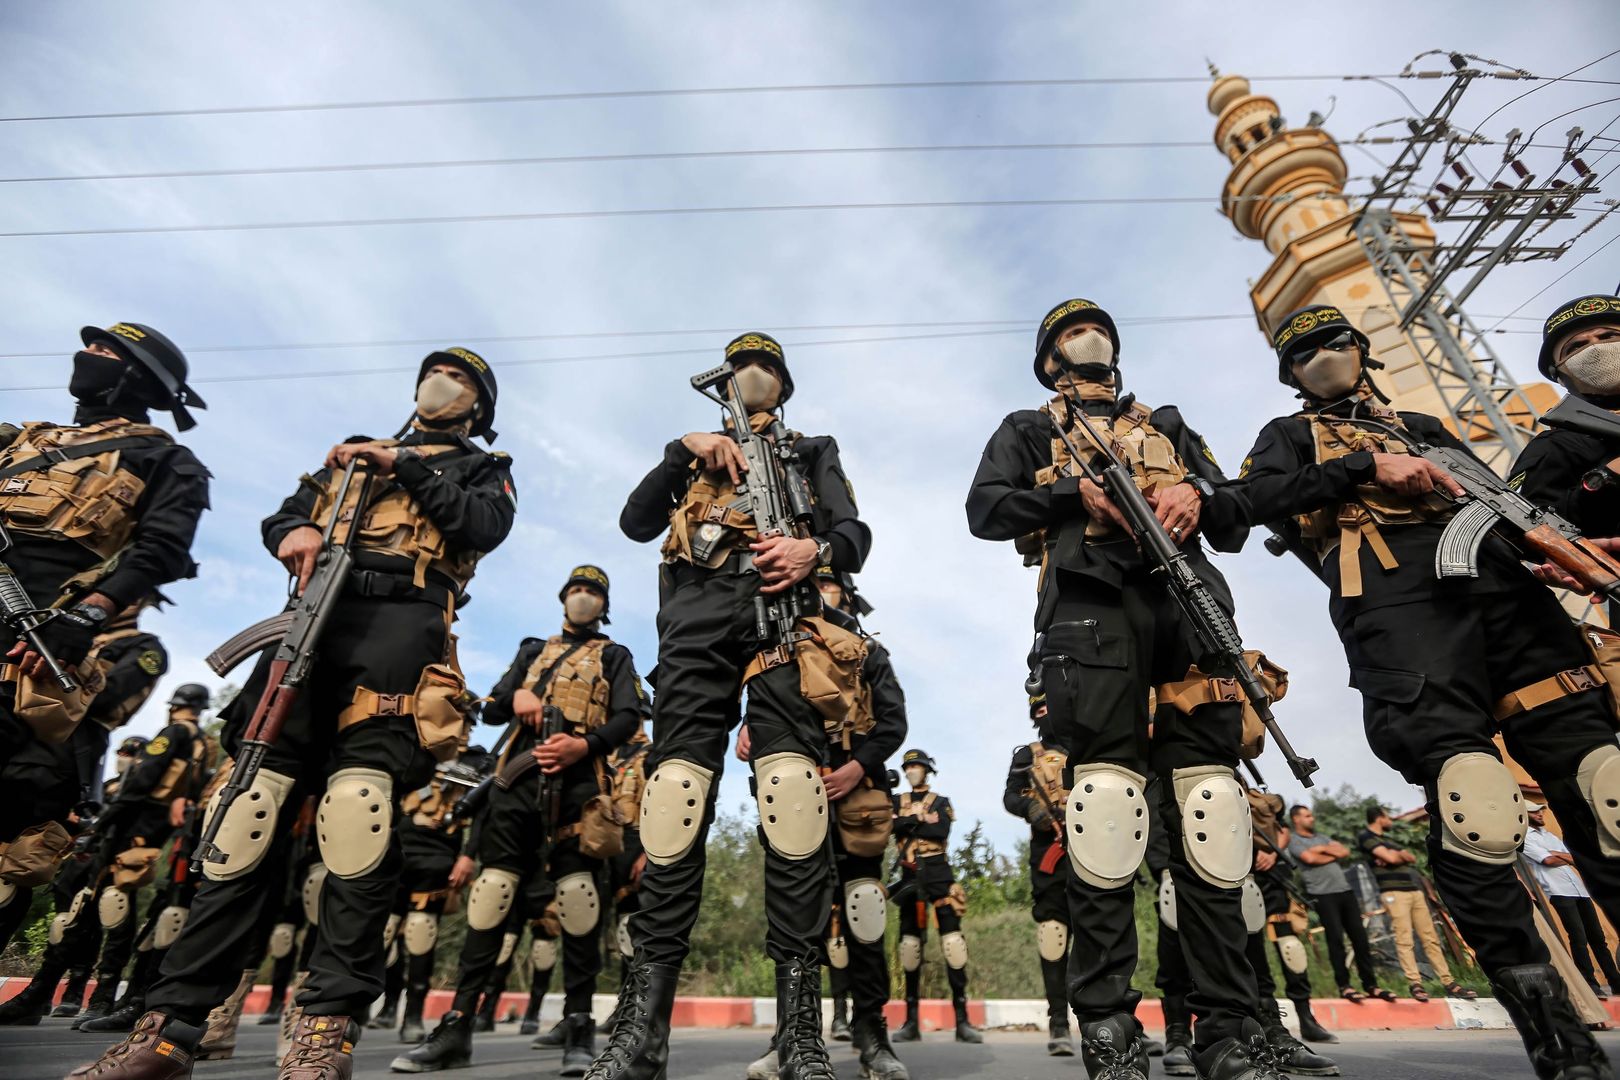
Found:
1295,411 -> 1452,597
660,414 -> 797,567
148,717 -> 202,801
1035,396 -> 1188,541
309,444 -> 481,590
0,418 -> 171,565
610,742 -> 650,826
1024,741 -> 1069,819
897,791 -> 946,860
401,777 -> 466,832
523,635 -> 611,734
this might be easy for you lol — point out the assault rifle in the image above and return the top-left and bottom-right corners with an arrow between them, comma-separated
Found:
1049,408 -> 1320,787
1540,394 -> 1620,494
1331,409 -> 1620,601
0,523 -> 78,692
192,460 -> 374,873
539,705 -> 568,837
689,361 -> 816,658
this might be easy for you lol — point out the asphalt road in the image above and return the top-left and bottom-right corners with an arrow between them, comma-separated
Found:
4,1016 -> 1614,1080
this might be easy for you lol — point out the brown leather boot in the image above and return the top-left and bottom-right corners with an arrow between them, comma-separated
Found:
278,1013 -> 359,1080
197,969 -> 255,1060
65,1010 -> 204,1080
277,971 -> 308,1067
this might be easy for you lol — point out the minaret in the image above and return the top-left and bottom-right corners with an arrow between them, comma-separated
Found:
1206,70 -> 1554,448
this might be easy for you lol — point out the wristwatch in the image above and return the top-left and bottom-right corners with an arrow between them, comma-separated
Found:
69,602 -> 111,627
1186,477 -> 1216,503
813,537 -> 834,568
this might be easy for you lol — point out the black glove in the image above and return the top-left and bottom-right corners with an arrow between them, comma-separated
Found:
29,605 -> 101,668
1026,803 -> 1053,830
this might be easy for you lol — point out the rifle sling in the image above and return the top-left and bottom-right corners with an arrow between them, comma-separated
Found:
492,639 -> 590,782
0,436 -> 164,483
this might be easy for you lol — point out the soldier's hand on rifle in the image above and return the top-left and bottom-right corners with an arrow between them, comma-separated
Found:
734,725 -> 752,763
326,440 -> 400,476
168,798 -> 190,829
512,687 -> 545,728
448,854 -> 476,889
1150,481 -> 1202,542
10,594 -> 111,676
277,526 -> 323,595
823,761 -> 865,801
1078,478 -> 1133,536
681,432 -> 748,485
1255,848 -> 1278,872
751,534 -> 819,594
1371,453 -> 1464,498
1025,803 -> 1053,830
535,732 -> 588,774
1532,537 -> 1620,596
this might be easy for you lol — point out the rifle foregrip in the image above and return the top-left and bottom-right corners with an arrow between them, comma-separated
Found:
1536,527 -> 1620,600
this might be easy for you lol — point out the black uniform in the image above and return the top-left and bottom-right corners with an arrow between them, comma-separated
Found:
450,629 -> 641,1018
1003,742 -> 1073,1028
966,395 -> 1262,1045
618,428 -> 869,968
146,429 -> 515,1025
390,769 -> 478,1033
1232,401 -> 1620,970
0,404 -> 208,944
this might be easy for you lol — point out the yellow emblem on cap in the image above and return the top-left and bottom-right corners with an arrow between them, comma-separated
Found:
446,347 -> 488,372
1273,306 -> 1348,350
725,334 -> 783,361
110,323 -> 147,342
569,565 -> 609,588
1042,299 -> 1101,334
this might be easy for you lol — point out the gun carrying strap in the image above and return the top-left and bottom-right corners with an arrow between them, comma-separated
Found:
495,640 -> 590,774
0,436 -> 165,484
1493,665 -> 1605,721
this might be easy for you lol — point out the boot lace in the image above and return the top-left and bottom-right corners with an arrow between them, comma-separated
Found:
1244,1032 -> 1289,1079
584,964 -> 653,1078
780,963 -> 836,1080
1087,1035 -> 1147,1080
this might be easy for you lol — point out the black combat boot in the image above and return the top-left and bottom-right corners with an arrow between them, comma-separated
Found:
389,1009 -> 473,1073
1493,963 -> 1616,1080
369,990 -> 401,1030
1192,1019 -> 1288,1080
829,991 -> 851,1042
580,959 -> 678,1080
1260,999 -> 1339,1075
1079,1013 -> 1149,1079
472,991 -> 499,1033
52,970 -> 92,1018
534,1016 -> 568,1048
561,1011 -> 597,1077
519,988 -> 544,1036
0,958 -> 64,1025
890,997 -> 920,1043
951,995 -> 983,1044
399,981 -> 427,1044
73,975 -> 120,1028
774,956 -> 835,1080
1293,997 -> 1337,1045
851,1012 -> 909,1079
1161,1021 -> 1195,1076
1047,1016 -> 1074,1056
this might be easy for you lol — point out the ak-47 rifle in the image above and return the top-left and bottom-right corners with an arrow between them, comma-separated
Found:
538,705 -> 568,836
1328,405 -> 1620,602
0,523 -> 78,692
688,361 -> 817,661
192,460 -> 374,873
1049,408 -> 1319,786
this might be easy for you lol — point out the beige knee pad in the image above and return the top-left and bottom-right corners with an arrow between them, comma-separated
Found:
754,752 -> 828,859
1578,744 -> 1620,858
1065,763 -> 1149,889
497,930 -> 518,966
269,922 -> 297,959
1241,876 -> 1266,934
98,886 -> 131,929
0,881 -> 13,908
827,933 -> 849,970
1173,765 -> 1251,888
201,768 -> 297,882
531,935 -> 558,972
843,878 -> 887,945
1157,869 -> 1178,932
1278,935 -> 1308,974
404,912 -> 439,956
641,759 -> 713,866
49,911 -> 71,945
1437,752 -> 1525,865
466,867 -> 520,932
555,872 -> 601,936
317,767 -> 393,878
382,912 -> 402,952
900,934 -> 922,973
152,904 -> 189,949
302,863 -> 329,925
941,931 -> 969,970
616,914 -> 633,960
1037,920 -> 1068,962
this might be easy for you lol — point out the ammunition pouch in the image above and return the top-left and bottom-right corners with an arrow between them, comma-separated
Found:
5,660 -> 108,744
522,637 -> 611,734
111,845 -> 163,889
835,782 -> 894,857
575,793 -> 627,860
1156,650 -> 1287,759
1040,397 -> 1187,542
794,616 -> 873,747
337,664 -> 467,763
935,882 -> 967,917
660,467 -> 760,568
0,821 -> 74,887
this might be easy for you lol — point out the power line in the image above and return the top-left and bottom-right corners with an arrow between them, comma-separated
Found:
1480,225 -> 1620,333
8,71 -> 1594,125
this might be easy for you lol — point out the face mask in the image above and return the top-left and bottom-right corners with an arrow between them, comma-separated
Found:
70,351 -> 126,403
1056,329 -> 1114,369
1560,341 -> 1620,395
114,756 -> 132,776
416,371 -> 477,422
1292,346 -> 1362,399
904,765 -> 927,787
564,591 -> 605,626
734,365 -> 782,411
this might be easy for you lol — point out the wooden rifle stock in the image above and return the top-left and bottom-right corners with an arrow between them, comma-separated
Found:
1525,524 -> 1620,601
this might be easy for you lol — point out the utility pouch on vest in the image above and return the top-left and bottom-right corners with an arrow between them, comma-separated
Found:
414,664 -> 468,763
795,616 -> 872,746
111,846 -> 163,888
7,661 -> 108,744
835,783 -> 894,857
0,821 -> 73,887
577,794 -> 627,860
1579,623 -> 1620,723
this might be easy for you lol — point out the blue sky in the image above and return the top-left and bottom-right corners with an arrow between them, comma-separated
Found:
2,2 -> 1618,849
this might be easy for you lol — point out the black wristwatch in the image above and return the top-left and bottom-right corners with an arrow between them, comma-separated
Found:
69,602 -> 110,626
1186,477 -> 1216,503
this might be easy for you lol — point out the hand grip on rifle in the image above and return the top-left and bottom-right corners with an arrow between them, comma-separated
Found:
0,524 -> 79,692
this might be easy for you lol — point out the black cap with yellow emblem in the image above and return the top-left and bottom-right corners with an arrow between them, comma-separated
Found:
418,347 -> 499,439
80,322 -> 207,431
901,748 -> 937,773
559,564 -> 610,623
1028,693 -> 1047,720
1538,295 -> 1620,379
1034,298 -> 1120,390
724,332 -> 794,404
1270,305 -> 1374,384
